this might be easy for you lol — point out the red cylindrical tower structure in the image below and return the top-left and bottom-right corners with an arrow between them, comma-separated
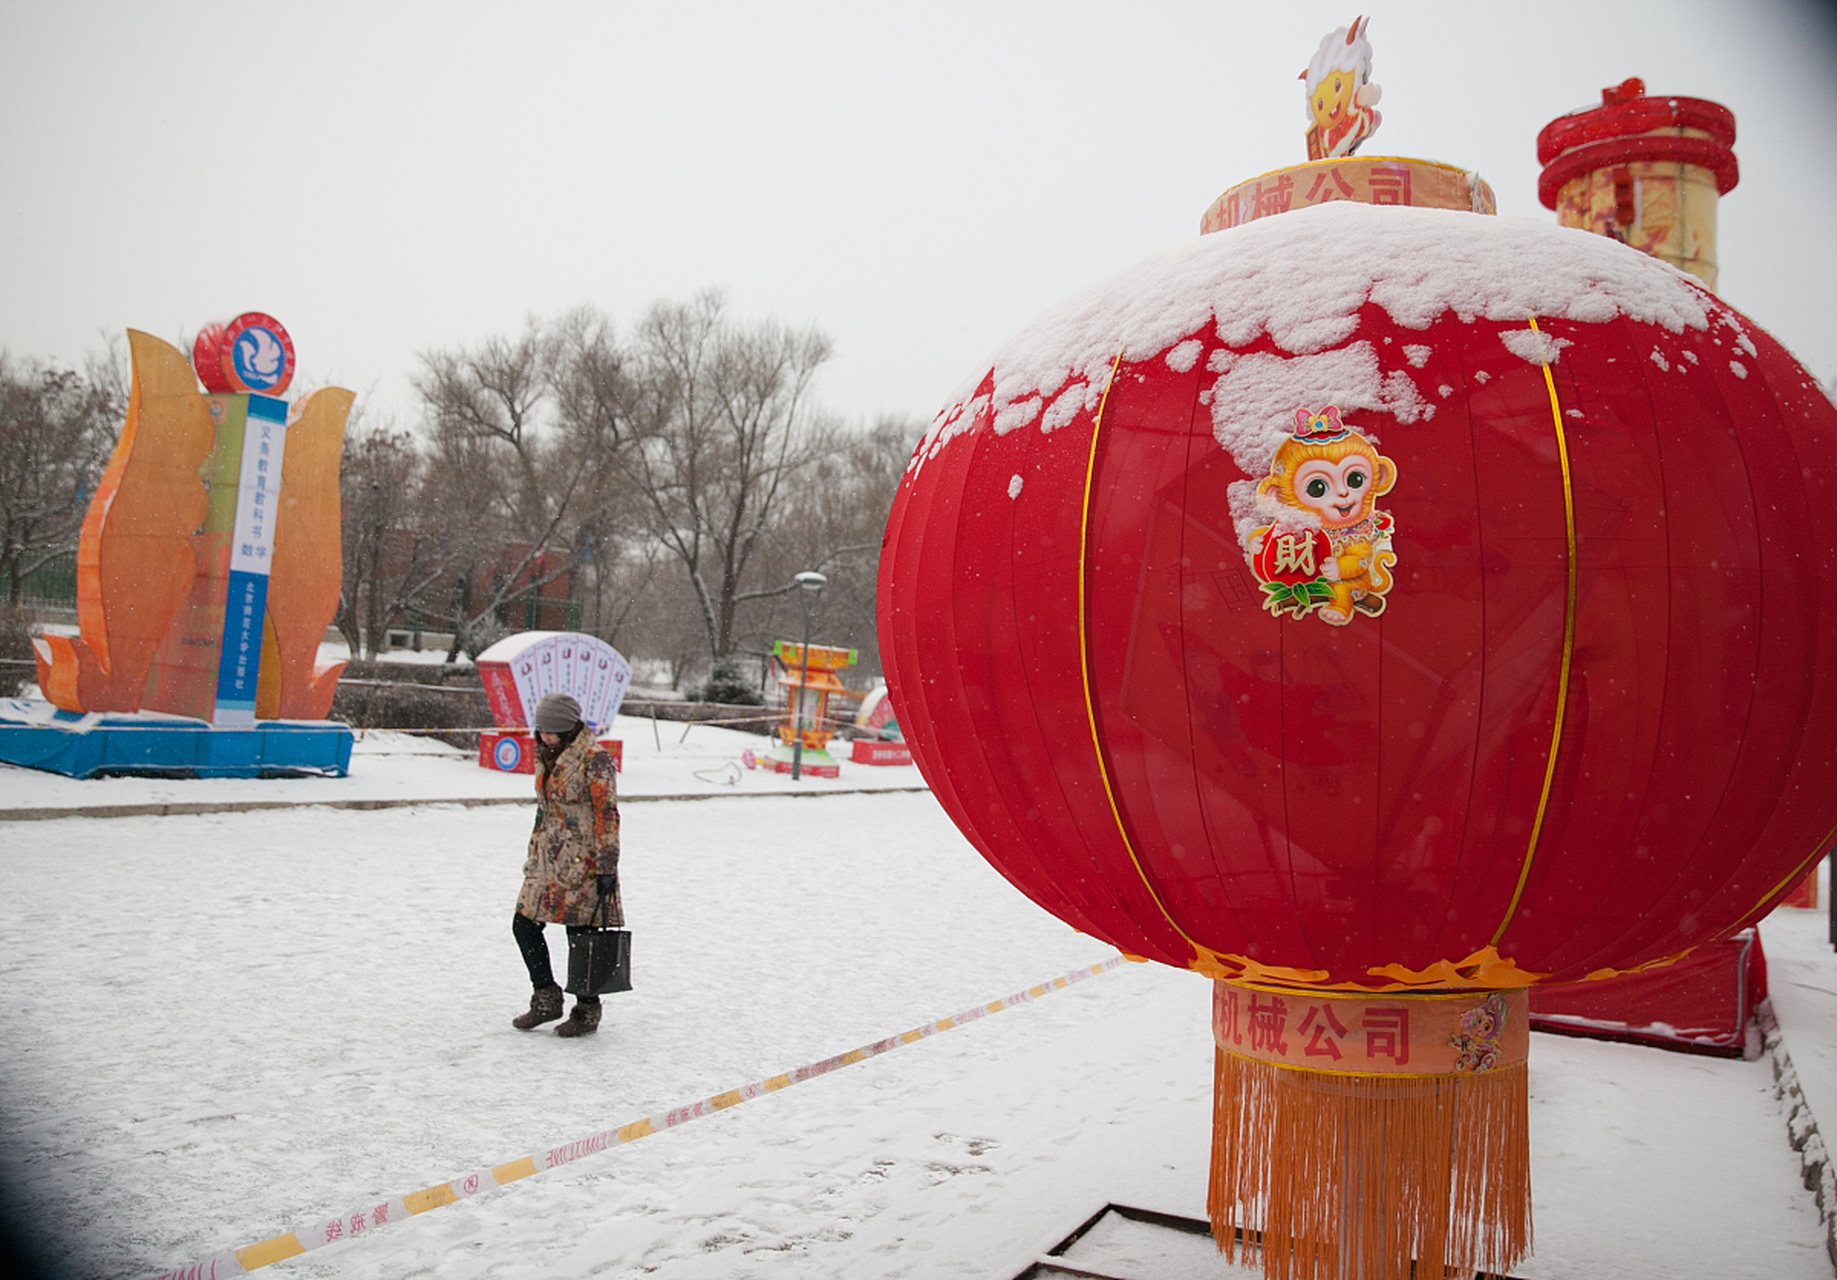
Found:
1538,77 -> 1739,291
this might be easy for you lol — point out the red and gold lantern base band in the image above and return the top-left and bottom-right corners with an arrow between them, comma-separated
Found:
1200,156 -> 1496,234
1209,983 -> 1530,1280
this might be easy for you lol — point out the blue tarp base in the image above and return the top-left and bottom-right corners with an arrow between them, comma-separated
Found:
0,701 -> 353,779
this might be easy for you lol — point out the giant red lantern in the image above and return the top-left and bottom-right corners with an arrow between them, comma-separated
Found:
878,178 -> 1837,1276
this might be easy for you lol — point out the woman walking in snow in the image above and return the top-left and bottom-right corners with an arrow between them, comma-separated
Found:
510,693 -> 621,1037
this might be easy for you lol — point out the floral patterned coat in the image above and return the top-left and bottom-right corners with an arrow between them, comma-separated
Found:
516,730 -> 622,926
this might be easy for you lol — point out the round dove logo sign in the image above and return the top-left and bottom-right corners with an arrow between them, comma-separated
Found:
219,313 -> 296,395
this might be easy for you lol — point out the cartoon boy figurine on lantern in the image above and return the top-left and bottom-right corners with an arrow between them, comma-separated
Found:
1303,15 -> 1383,160
1246,407 -> 1397,624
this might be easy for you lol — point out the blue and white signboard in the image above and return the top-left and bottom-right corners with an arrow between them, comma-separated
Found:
213,394 -> 288,726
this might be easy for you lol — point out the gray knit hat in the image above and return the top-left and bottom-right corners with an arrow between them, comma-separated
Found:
531,693 -> 584,734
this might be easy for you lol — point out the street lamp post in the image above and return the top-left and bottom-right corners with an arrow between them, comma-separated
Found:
791,572 -> 827,780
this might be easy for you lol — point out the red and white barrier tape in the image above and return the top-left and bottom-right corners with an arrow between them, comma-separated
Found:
151,954 -> 1131,1278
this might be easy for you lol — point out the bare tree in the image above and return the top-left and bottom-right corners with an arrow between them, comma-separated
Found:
578,538 -> 666,651
548,307 -> 653,645
415,320 -> 552,525
0,355 -> 119,604
84,334 -> 129,450
335,419 -> 461,660
394,298 -> 863,679
622,292 -> 838,658
413,320 -> 596,659
744,414 -> 920,677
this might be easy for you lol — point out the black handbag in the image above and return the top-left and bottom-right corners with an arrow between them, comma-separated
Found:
565,886 -> 632,996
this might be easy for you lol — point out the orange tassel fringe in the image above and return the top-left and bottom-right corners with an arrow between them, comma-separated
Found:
1208,1048 -> 1530,1280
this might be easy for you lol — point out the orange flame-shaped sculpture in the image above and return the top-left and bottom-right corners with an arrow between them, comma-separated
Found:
34,331 -> 351,721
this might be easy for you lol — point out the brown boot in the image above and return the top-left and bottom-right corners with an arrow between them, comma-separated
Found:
555,1000 -> 601,1037
512,985 -> 564,1030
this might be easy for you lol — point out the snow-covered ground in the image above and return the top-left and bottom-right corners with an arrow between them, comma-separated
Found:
0,729 -> 1831,1280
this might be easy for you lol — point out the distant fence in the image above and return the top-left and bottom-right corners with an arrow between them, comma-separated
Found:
0,658 -> 854,745
17,550 -> 77,616
622,698 -> 780,737
14,603 -> 76,627
326,682 -> 827,750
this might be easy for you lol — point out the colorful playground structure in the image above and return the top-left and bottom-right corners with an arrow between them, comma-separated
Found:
760,640 -> 856,778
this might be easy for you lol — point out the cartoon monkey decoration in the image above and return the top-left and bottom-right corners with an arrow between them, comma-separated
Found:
1245,406 -> 1397,625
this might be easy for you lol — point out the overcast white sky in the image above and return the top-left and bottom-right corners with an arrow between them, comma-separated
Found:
3,1 -> 1833,432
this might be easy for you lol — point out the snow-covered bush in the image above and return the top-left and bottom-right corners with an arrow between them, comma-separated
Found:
328,668 -> 491,752
691,657 -> 764,706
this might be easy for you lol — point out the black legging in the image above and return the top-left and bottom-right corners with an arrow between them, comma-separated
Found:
512,913 -> 600,1003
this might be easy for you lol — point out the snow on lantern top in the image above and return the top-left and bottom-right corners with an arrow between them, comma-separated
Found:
918,203 -> 1725,497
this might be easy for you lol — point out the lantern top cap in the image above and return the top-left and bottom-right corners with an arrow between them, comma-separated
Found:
1535,81 -> 1736,163
1201,22 -> 1497,232
794,571 -> 828,591
1602,76 -> 1646,105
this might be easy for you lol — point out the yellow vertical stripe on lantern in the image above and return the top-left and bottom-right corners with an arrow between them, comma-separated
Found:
1077,347 -> 1212,964
1489,315 -> 1580,947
